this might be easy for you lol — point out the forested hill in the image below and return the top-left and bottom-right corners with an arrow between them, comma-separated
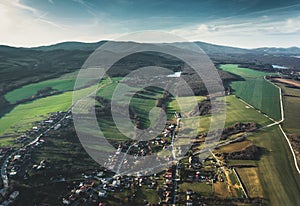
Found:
1,40 -> 300,96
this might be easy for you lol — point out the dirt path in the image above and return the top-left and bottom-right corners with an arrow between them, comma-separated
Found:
273,78 -> 300,88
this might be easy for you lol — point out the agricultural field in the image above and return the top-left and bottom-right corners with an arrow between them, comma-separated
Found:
236,168 -> 263,198
167,96 -> 205,118
4,70 -> 100,104
247,126 -> 300,206
219,64 -> 281,121
95,77 -> 166,140
0,92 -> 72,137
213,182 -> 231,198
218,140 -> 253,153
0,84 -> 99,137
4,71 -> 79,104
226,159 -> 257,167
279,83 -> 300,135
168,95 -> 272,135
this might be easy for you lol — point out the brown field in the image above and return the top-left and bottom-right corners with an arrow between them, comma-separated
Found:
219,140 -> 253,153
236,168 -> 264,198
273,78 -> 300,88
227,160 -> 257,167
213,182 -> 231,198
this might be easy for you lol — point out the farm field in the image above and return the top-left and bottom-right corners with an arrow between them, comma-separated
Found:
4,71 -> 79,104
95,77 -> 165,140
247,126 -> 300,206
0,84 -> 99,138
236,168 -> 263,198
169,95 -> 272,135
4,69 -> 100,104
213,182 -> 231,198
279,83 -> 300,135
273,78 -> 300,88
167,96 -> 205,118
0,92 -> 72,137
218,140 -> 253,153
219,64 -> 281,121
226,159 -> 257,167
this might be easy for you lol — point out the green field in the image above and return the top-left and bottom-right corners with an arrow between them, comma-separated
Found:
4,70 -> 97,104
247,126 -> 300,206
279,83 -> 300,135
0,92 -> 72,136
168,95 -> 272,134
167,96 -> 205,118
94,77 -> 165,140
4,71 -> 79,104
0,85 -> 98,137
179,182 -> 212,195
219,64 -> 281,121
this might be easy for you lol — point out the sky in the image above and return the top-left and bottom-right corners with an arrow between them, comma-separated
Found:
1,0 -> 300,48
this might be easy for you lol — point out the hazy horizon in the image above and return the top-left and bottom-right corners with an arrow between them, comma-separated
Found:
2,39 -> 300,50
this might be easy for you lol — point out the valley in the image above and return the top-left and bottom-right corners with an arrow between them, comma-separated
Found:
0,41 -> 299,205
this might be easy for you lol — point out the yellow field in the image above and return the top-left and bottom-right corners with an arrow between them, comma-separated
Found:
219,140 -> 253,153
236,168 -> 264,198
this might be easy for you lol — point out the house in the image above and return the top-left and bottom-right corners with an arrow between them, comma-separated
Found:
98,189 -> 107,198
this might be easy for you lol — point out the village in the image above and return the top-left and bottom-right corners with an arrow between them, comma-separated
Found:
0,100 -> 264,206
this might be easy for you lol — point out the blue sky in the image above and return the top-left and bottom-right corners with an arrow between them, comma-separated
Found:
1,0 -> 300,48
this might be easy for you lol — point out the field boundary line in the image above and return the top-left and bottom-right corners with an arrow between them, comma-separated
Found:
264,76 -> 284,122
236,96 -> 276,123
279,125 -> 300,174
265,76 -> 300,175
233,168 -> 248,198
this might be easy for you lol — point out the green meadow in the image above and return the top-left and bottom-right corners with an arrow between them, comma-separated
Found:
219,64 -> 281,121
247,126 -> 300,206
0,85 -> 99,137
95,78 -> 165,140
168,95 -> 272,134
4,71 -> 79,104
279,83 -> 300,135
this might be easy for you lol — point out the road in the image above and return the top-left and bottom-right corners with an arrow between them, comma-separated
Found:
236,76 -> 299,175
264,76 -> 300,174
170,124 -> 178,206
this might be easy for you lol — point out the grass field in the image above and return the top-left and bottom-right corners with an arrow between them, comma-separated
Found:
179,182 -> 212,195
279,83 -> 300,135
167,96 -> 205,118
247,126 -> 300,206
4,71 -> 79,104
219,64 -> 281,121
89,77 -> 166,140
170,95 -> 272,135
0,85 -> 99,137
4,70 -> 100,104
236,168 -> 263,198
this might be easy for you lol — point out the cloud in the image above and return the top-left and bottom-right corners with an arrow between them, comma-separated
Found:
169,15 -> 300,48
0,0 -> 119,47
1,0 -> 299,48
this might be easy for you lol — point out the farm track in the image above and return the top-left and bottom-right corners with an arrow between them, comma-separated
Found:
265,76 -> 300,175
